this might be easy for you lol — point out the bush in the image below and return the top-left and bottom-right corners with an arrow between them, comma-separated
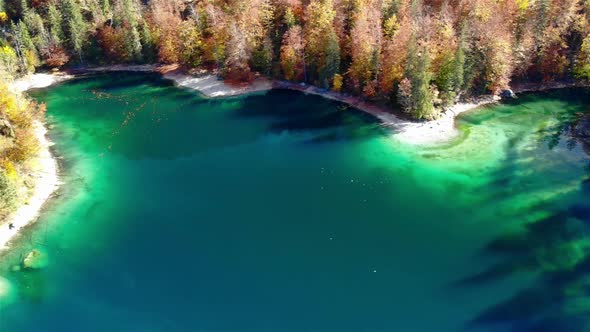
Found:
0,45 -> 18,76
0,169 -> 17,217
5,128 -> 40,163
332,74 -> 343,92
42,43 -> 70,68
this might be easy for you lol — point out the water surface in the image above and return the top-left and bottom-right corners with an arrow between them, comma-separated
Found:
1,73 -> 589,331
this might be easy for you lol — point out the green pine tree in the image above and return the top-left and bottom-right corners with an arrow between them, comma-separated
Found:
48,3 -> 64,43
62,0 -> 87,62
319,30 -> 340,89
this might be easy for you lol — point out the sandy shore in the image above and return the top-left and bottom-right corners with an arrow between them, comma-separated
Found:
35,65 -> 501,145
160,74 -> 498,145
391,96 -> 500,145
0,121 -> 59,250
163,72 -> 273,98
12,73 -> 73,93
0,74 -> 68,252
271,81 -> 501,145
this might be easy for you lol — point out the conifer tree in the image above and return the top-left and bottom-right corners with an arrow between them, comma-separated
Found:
319,30 -> 340,88
399,38 -> 435,119
121,0 -> 142,60
62,0 -> 87,62
47,3 -> 64,44
453,24 -> 466,93
11,20 -> 37,73
304,0 -> 340,86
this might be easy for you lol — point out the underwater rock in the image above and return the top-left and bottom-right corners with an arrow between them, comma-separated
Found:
23,249 -> 49,269
500,89 -> 517,100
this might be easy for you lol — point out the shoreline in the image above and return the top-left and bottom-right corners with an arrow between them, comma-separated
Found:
271,81 -> 501,145
12,72 -> 73,93
55,65 -> 590,145
0,73 -> 67,253
0,120 -> 59,251
2,68 -> 588,253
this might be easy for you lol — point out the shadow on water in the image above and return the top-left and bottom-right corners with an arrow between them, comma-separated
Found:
457,91 -> 590,331
84,71 -> 173,91
232,89 -> 386,144
462,189 -> 590,331
32,73 -> 385,161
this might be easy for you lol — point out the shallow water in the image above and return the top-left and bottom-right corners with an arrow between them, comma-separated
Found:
1,73 -> 589,331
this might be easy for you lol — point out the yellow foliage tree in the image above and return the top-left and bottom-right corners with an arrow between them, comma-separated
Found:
332,73 -> 343,92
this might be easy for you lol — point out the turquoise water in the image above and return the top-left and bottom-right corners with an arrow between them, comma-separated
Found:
0,73 -> 589,331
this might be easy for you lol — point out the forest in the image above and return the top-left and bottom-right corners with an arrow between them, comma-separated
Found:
0,0 -> 588,119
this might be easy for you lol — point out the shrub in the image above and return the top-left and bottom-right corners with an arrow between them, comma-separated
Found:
332,74 -> 343,92
5,128 -> 40,163
0,45 -> 18,75
1,159 -> 17,180
42,43 -> 70,68
0,169 -> 17,216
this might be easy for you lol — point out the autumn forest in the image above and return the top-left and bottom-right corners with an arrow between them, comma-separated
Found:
0,0 -> 589,119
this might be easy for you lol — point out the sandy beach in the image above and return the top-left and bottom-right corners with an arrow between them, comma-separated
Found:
12,73 -> 73,93
163,72 -> 273,98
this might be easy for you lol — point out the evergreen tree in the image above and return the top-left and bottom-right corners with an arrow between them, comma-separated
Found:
304,0 -> 339,85
101,0 -> 111,18
435,52 -> 456,106
284,7 -> 296,28
121,0 -> 142,61
19,0 -> 28,17
48,3 -> 64,43
24,10 -> 48,52
400,38 -> 436,119
62,0 -> 87,62
252,37 -> 273,75
319,30 -> 340,88
139,20 -> 156,62
11,20 -> 37,72
412,49 -> 435,119
574,34 -> 590,80
453,25 -> 466,93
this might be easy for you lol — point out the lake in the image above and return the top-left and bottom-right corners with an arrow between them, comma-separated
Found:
1,72 -> 589,331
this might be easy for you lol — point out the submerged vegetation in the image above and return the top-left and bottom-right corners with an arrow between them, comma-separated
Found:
0,0 -> 588,119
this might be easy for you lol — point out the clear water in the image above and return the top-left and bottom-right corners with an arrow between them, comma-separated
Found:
0,73 -> 589,331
